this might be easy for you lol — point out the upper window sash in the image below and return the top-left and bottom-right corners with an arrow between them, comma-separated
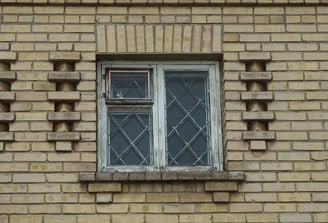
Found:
105,68 -> 153,105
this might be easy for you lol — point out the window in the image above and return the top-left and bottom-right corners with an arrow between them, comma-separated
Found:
97,62 -> 223,172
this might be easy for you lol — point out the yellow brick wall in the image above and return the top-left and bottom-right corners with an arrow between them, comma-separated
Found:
0,2 -> 328,223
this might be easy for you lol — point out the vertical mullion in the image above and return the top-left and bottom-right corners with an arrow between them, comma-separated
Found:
98,64 -> 108,171
209,64 -> 221,170
157,65 -> 167,170
152,65 -> 160,170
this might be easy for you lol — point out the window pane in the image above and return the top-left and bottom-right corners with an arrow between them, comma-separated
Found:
110,71 -> 149,99
165,71 -> 211,166
108,111 -> 151,165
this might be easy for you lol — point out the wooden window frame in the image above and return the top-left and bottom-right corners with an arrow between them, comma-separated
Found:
97,61 -> 223,172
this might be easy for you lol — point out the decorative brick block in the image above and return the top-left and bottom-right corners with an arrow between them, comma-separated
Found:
49,52 -> 81,61
145,172 -> 162,181
250,140 -> 267,151
243,131 -> 276,140
0,142 -> 4,152
239,52 -> 271,61
48,72 -> 81,82
112,172 -> 129,181
48,92 -> 80,101
240,72 -> 272,81
0,132 -> 14,141
162,172 -> 178,181
211,171 -> 245,181
80,172 -> 96,182
0,92 -> 15,101
47,132 -> 80,141
242,112 -> 274,121
241,92 -> 273,101
55,142 -> 73,152
0,43 -> 10,51
193,171 -> 212,180
0,52 -> 17,61
0,113 -> 15,122
96,193 -> 113,203
88,183 -> 122,192
128,172 -> 145,181
48,112 -> 81,121
213,192 -> 230,203
96,172 -> 113,181
177,172 -> 195,180
0,72 -> 16,81
205,182 -> 238,192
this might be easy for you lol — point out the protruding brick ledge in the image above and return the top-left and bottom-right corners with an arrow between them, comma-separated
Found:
239,52 -> 271,61
48,72 -> 81,82
88,182 -> 122,192
241,92 -> 273,101
0,52 -> 17,61
48,112 -> 81,121
80,171 -> 245,182
80,171 -> 244,203
0,132 -> 14,141
0,43 -> 10,51
243,131 -> 276,140
4,0 -> 322,6
48,92 -> 80,101
0,72 -> 16,81
47,132 -> 80,141
240,72 -> 272,81
0,113 -> 15,122
0,92 -> 15,101
49,52 -> 81,61
242,111 -> 274,121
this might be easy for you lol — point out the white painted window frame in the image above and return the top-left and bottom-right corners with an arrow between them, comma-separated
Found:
97,61 -> 223,172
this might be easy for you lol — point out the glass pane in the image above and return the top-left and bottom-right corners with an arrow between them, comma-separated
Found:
110,71 -> 149,99
165,71 -> 211,166
108,111 -> 151,165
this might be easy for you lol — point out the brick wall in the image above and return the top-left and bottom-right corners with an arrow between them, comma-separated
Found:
0,2 -> 328,223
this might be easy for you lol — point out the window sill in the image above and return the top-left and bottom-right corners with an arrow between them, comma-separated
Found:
79,171 -> 245,203
79,171 -> 245,182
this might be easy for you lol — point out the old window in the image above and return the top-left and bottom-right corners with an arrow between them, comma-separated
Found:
97,62 -> 223,172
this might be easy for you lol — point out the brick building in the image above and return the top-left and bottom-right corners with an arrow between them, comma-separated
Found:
0,1 -> 328,222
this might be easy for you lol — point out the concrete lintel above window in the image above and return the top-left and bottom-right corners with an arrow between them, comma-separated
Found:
96,53 -> 223,62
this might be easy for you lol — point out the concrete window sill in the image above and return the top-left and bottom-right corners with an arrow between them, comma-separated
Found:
79,171 -> 245,182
